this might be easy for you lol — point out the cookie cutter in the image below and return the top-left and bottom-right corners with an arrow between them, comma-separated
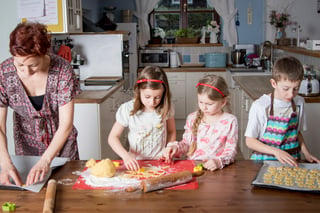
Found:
2,202 -> 16,211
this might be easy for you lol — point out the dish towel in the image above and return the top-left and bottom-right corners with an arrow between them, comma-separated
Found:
57,45 -> 72,62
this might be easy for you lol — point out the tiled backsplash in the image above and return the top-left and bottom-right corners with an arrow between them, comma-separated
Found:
147,46 -> 232,65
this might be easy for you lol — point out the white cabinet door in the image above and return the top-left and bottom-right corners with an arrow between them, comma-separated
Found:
166,72 -> 186,120
303,103 -> 320,159
74,103 -> 101,160
239,90 -> 253,159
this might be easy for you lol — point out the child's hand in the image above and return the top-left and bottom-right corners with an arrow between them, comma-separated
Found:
273,149 -> 299,167
162,146 -> 177,164
203,159 -> 221,171
304,153 -> 320,164
123,155 -> 140,171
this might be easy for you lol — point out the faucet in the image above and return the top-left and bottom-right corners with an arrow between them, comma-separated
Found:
292,22 -> 301,47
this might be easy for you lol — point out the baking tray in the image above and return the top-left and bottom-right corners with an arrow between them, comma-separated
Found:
252,161 -> 320,192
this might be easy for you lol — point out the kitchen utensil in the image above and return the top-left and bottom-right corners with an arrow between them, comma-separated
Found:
205,53 -> 227,67
231,49 -> 246,67
170,51 -> 181,68
126,170 -> 204,193
42,179 -> 56,213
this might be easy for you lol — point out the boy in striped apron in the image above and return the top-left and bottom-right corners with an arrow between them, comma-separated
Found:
245,56 -> 320,166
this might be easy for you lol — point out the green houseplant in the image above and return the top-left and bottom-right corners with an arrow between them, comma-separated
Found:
175,28 -> 200,44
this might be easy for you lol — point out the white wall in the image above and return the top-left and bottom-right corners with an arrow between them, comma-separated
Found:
0,0 -> 20,62
265,0 -> 320,42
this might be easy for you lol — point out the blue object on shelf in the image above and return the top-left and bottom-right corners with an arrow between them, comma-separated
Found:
205,53 -> 227,67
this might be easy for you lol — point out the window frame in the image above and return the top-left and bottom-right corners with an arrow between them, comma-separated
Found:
150,0 -> 220,30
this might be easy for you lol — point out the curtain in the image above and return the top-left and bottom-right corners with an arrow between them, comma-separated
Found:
209,0 -> 237,46
134,0 -> 160,48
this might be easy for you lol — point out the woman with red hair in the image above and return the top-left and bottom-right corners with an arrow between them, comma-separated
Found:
0,22 -> 80,186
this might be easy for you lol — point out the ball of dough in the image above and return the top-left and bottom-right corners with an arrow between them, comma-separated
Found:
85,158 -> 96,168
91,159 -> 116,178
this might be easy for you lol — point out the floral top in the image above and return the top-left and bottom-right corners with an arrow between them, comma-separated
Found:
167,112 -> 238,169
0,54 -> 81,159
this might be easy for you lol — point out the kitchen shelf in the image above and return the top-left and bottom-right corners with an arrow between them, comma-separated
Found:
275,45 -> 320,58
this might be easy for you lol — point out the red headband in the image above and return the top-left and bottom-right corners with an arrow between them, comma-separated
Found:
196,83 -> 225,97
137,79 -> 164,84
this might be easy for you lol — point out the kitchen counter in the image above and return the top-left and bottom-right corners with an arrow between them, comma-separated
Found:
74,80 -> 125,104
138,67 -> 227,73
233,76 -> 320,103
275,45 -> 320,58
1,160 -> 319,212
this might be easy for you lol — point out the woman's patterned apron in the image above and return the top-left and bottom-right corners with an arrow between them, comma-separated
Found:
250,92 -> 301,160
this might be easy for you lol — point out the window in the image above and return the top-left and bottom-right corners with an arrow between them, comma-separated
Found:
150,0 -> 219,37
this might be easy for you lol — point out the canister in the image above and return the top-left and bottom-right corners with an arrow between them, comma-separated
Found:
205,53 -> 227,67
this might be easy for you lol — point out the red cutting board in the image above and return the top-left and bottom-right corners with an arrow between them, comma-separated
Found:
72,160 -> 198,191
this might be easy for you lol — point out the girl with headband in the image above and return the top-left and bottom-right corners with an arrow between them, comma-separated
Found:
108,66 -> 176,171
163,75 -> 238,171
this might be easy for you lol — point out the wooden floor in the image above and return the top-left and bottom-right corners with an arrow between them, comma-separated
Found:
176,130 -> 244,160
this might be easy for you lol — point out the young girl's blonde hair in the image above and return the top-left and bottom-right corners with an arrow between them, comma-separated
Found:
187,75 -> 231,156
131,66 -> 171,119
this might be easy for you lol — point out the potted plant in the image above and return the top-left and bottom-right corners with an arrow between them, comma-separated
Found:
175,28 -> 200,44
149,27 -> 166,44
165,29 -> 176,44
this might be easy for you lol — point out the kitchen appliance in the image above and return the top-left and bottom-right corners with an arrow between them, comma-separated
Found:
306,40 -> 320,50
298,69 -> 320,96
139,49 -> 170,67
231,49 -> 246,67
205,53 -> 227,67
170,51 -> 181,68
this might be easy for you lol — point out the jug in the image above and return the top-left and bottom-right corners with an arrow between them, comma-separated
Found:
170,52 -> 181,68
231,49 -> 246,67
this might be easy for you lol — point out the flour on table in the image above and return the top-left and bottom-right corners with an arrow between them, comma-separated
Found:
80,165 -> 167,190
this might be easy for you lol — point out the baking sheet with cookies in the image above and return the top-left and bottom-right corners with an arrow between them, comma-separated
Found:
252,161 -> 320,192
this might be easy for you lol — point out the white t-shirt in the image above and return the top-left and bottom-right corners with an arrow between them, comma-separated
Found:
116,100 -> 174,160
245,94 -> 307,140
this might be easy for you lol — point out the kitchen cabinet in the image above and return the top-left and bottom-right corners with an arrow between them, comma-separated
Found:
23,0 -> 82,33
74,88 -> 131,160
239,90 -> 253,159
166,72 -> 186,119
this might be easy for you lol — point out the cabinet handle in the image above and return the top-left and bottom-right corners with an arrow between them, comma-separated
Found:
245,99 -> 249,112
183,3 -> 187,12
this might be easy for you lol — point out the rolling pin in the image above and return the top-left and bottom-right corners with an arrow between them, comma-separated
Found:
140,170 -> 204,193
42,179 -> 57,213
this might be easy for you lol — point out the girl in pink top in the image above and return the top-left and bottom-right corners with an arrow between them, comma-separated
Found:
163,75 -> 238,171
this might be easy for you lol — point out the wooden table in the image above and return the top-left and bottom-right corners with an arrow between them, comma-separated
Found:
1,160 -> 319,212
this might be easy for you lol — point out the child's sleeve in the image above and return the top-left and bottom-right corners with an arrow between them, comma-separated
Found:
216,116 -> 238,168
115,101 -> 131,127
244,101 -> 265,139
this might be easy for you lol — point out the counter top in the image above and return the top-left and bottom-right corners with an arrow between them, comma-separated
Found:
1,160 -> 319,213
138,67 -> 227,73
233,75 -> 320,103
275,45 -> 320,58
74,80 -> 125,104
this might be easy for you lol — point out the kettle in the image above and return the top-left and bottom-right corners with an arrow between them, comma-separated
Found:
299,72 -> 320,96
231,49 -> 246,67
170,51 -> 181,68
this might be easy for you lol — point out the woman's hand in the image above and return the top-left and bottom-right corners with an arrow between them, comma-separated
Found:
162,146 -> 177,164
203,159 -> 220,171
123,155 -> 140,171
0,163 -> 22,186
273,149 -> 298,167
26,158 -> 51,185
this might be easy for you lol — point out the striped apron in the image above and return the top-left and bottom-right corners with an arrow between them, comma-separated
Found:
251,92 -> 300,160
